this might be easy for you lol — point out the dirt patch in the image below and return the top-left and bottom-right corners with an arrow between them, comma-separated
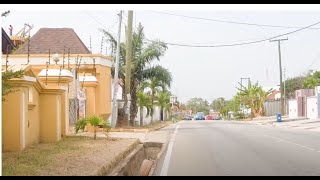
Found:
2,137 -> 137,176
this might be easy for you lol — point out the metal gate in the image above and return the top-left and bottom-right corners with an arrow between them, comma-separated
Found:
69,98 -> 79,126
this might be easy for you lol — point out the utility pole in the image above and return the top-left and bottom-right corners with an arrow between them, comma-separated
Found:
240,77 -> 250,90
283,67 -> 287,115
125,10 -> 133,126
111,11 -> 123,128
270,38 -> 288,115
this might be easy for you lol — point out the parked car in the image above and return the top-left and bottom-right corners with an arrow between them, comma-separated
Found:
184,115 -> 193,120
195,112 -> 205,120
205,115 -> 214,120
214,114 -> 222,120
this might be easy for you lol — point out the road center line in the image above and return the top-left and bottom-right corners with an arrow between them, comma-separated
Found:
160,123 -> 180,176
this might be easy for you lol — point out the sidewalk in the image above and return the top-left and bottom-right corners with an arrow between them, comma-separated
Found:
272,119 -> 320,131
249,116 -> 308,125
247,116 -> 320,132
75,122 -> 176,143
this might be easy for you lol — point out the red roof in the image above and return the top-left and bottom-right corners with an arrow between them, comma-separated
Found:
266,90 -> 280,101
14,28 -> 90,54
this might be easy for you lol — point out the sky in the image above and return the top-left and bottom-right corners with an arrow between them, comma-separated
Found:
2,5 -> 320,103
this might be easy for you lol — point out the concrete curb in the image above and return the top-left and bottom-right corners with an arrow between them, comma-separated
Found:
110,122 -> 171,133
148,139 -> 169,176
108,144 -> 145,176
94,139 -> 140,176
148,121 -> 180,176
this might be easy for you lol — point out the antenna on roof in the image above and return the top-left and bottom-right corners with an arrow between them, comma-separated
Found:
27,31 -> 30,64
100,36 -> 104,54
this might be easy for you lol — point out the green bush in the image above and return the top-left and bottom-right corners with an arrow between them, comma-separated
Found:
75,116 -> 111,140
233,112 -> 246,120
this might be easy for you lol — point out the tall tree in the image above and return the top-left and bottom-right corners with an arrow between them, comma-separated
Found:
102,23 -> 172,125
186,97 -> 210,115
303,71 -> 320,89
210,97 -> 230,117
143,76 -> 171,123
283,76 -> 307,99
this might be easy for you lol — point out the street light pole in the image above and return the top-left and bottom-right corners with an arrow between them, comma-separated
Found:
111,11 -> 123,128
283,67 -> 287,115
170,96 -> 177,122
240,77 -> 250,89
125,10 -> 133,126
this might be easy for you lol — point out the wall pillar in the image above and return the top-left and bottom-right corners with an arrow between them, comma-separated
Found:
2,77 -> 35,151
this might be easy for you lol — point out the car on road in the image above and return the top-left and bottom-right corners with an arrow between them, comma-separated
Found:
195,112 -> 205,120
213,114 -> 223,120
184,115 -> 193,120
205,115 -> 214,120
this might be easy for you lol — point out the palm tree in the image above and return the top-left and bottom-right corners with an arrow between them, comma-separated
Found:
156,91 -> 171,121
101,23 -> 172,125
75,116 -> 111,140
143,77 -> 171,123
137,91 -> 152,126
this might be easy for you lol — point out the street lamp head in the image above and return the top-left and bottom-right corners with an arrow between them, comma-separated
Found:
53,53 -> 60,64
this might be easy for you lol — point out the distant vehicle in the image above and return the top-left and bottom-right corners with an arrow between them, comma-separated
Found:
184,115 -> 193,120
205,115 -> 214,120
195,112 -> 205,120
213,114 -> 222,120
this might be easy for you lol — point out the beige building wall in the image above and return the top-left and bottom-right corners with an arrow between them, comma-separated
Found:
39,92 -> 63,143
2,87 -> 27,151
26,86 -> 41,146
95,65 -> 112,119
83,83 -> 97,116
2,77 -> 35,151
2,53 -> 113,151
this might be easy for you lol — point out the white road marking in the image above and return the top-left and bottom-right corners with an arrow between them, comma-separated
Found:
160,123 -> 180,176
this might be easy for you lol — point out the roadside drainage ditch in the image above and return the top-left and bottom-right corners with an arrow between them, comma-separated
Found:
107,141 -> 166,176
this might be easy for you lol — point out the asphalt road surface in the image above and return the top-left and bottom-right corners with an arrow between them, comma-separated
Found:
155,120 -> 320,176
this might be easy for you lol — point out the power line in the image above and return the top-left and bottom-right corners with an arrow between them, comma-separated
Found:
146,20 -> 320,48
82,10 -> 117,35
149,11 -> 320,30
302,52 -> 320,75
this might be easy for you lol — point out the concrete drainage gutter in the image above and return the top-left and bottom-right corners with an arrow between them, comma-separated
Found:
148,140 -> 169,176
94,139 -> 140,176
107,141 -> 168,176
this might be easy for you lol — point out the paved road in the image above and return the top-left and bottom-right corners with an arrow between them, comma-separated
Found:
155,120 -> 320,176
